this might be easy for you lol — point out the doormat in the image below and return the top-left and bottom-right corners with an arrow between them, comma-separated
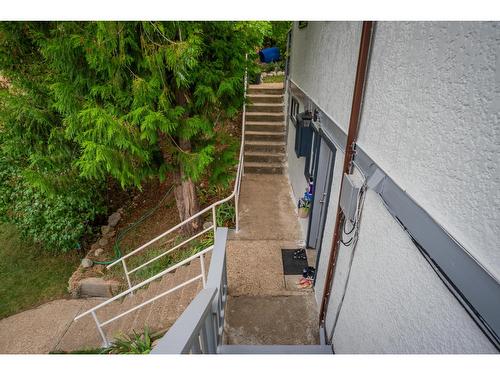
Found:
281,248 -> 308,275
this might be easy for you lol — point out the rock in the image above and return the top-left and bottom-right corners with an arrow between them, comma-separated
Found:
203,221 -> 213,230
103,230 -> 116,239
68,270 -> 82,298
93,264 -> 105,274
98,237 -> 109,247
94,248 -> 104,257
81,258 -> 93,268
79,277 -> 121,298
101,225 -> 112,235
108,212 -> 121,227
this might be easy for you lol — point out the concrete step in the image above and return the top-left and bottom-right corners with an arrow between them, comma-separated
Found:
245,130 -> 285,142
248,94 -> 283,104
246,112 -> 284,122
245,140 -> 286,153
158,261 -> 197,327
176,262 -> 203,315
247,103 -> 283,113
248,86 -> 283,96
219,344 -> 333,354
244,151 -> 284,163
244,162 -> 284,175
246,121 -> 284,132
143,273 -> 178,332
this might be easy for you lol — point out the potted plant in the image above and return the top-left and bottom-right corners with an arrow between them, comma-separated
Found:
298,197 -> 311,218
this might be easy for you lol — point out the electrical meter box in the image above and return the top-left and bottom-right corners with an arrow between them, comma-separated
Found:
340,173 -> 361,223
294,111 -> 313,157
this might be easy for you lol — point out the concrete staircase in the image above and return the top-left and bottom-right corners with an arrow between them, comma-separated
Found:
245,83 -> 285,175
56,257 -> 207,351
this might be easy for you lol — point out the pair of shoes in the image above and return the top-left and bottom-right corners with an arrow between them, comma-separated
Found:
296,276 -> 313,285
302,266 -> 316,279
293,248 -> 306,260
298,278 -> 313,289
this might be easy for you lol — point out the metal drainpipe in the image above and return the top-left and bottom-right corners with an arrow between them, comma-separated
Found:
319,21 -> 374,330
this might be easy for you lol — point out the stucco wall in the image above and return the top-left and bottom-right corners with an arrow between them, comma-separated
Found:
285,21 -> 499,353
328,187 -> 497,353
356,21 -> 500,281
289,21 -> 361,132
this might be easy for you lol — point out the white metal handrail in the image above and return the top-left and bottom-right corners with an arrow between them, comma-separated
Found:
75,245 -> 213,347
151,228 -> 228,354
75,57 -> 248,347
106,55 -> 248,290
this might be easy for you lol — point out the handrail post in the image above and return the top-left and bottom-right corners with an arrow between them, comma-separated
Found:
212,205 -> 217,240
122,259 -> 133,291
234,183 -> 240,233
200,253 -> 206,288
91,311 -> 109,347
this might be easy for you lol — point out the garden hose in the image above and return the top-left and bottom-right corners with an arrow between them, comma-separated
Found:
92,185 -> 175,265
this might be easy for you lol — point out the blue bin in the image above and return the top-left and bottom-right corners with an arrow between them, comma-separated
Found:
259,47 -> 281,63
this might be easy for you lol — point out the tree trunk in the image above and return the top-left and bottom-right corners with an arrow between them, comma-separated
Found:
173,139 -> 202,235
161,86 -> 202,235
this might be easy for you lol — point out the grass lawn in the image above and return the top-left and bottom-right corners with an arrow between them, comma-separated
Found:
262,75 -> 284,83
0,223 -> 80,319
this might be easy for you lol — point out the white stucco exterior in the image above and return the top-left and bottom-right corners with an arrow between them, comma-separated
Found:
356,21 -> 500,281
286,21 -> 499,353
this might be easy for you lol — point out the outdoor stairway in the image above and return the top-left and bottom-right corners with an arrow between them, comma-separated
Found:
57,256 -> 208,351
244,83 -> 286,174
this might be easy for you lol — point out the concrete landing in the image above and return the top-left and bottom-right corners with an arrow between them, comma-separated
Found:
224,294 -> 319,345
230,174 -> 303,241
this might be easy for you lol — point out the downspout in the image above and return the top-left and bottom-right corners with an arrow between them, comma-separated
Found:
319,21 -> 374,329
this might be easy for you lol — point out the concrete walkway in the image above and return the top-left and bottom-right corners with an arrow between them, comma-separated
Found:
0,258 -> 204,353
0,298 -> 101,354
225,173 -> 320,345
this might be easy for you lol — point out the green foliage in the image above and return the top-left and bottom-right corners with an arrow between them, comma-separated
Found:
0,21 -> 269,252
208,131 -> 239,188
0,22 -> 105,252
41,21 -> 268,188
216,202 -> 236,227
51,328 -> 162,354
103,329 -> 154,354
264,21 -> 292,56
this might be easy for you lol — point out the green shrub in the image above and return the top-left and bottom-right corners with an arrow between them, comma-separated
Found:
216,201 -> 235,227
0,155 -> 105,252
103,329 -> 154,354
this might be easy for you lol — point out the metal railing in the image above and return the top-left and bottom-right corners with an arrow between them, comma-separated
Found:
74,246 -> 212,347
75,58 -> 247,346
105,57 -> 248,291
151,228 -> 228,354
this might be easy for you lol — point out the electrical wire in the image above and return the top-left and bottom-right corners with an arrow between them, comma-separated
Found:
328,180 -> 367,343
343,219 -> 356,235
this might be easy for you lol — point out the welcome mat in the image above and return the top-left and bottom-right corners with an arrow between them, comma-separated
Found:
281,248 -> 308,275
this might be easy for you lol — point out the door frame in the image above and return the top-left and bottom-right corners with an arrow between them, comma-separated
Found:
305,128 -> 336,279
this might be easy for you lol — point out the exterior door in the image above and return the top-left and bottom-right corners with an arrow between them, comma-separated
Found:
307,135 -> 335,249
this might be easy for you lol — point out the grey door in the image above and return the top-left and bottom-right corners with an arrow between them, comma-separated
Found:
307,136 -> 335,249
